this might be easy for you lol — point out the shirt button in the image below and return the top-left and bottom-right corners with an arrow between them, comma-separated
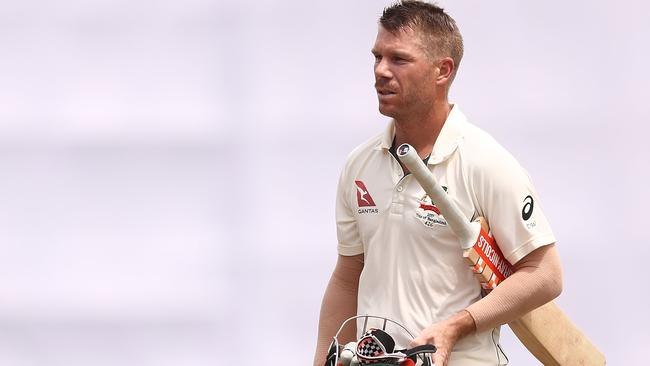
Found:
397,186 -> 403,192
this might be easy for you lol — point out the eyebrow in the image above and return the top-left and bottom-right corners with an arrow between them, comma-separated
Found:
371,49 -> 415,60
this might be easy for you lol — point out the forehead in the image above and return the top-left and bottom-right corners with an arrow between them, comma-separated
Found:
372,25 -> 426,55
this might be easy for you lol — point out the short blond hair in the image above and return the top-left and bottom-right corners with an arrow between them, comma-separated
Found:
380,1 -> 464,80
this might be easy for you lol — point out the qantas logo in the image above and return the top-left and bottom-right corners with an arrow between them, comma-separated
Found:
355,180 -> 376,207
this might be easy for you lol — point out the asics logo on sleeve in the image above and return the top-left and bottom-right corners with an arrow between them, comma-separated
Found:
522,195 -> 534,221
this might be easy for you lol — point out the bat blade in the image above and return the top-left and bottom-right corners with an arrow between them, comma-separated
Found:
396,143 -> 605,365
509,302 -> 606,366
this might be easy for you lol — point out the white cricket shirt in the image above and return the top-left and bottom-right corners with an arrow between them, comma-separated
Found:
335,105 -> 556,365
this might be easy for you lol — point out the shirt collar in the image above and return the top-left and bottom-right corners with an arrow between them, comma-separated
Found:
376,104 -> 466,165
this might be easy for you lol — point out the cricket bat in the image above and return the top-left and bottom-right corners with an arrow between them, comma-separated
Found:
396,143 -> 605,366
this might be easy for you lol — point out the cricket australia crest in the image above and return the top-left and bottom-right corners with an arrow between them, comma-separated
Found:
415,192 -> 448,227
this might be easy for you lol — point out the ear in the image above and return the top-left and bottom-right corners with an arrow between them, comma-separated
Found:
435,57 -> 455,86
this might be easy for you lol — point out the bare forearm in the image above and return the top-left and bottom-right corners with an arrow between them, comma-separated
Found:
410,310 -> 475,366
313,256 -> 362,366
466,244 -> 563,332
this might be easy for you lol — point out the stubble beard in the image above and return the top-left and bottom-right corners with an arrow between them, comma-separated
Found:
379,91 -> 433,123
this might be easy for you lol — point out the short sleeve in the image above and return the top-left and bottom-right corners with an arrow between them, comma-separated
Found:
336,161 -> 364,256
470,148 -> 556,265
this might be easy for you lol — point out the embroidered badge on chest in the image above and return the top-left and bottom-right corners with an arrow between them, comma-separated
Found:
415,192 -> 448,227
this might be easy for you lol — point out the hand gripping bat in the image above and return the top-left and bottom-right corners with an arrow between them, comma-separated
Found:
397,143 -> 605,366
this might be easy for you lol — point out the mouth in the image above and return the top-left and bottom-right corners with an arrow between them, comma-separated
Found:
376,89 -> 397,96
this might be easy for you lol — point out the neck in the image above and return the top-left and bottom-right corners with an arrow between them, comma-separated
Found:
393,101 -> 452,159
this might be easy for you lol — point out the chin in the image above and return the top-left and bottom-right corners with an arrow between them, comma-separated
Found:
378,104 -> 398,118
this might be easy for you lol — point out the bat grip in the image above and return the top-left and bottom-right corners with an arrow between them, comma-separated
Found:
397,143 -> 479,249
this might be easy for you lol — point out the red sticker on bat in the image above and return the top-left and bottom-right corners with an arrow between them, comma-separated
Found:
473,229 -> 513,282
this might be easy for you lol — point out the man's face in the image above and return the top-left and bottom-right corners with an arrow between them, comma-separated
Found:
372,26 -> 440,119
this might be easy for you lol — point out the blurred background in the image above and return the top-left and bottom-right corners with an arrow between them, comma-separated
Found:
0,0 -> 648,364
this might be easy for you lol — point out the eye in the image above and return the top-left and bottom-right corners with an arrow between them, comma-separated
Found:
373,54 -> 382,63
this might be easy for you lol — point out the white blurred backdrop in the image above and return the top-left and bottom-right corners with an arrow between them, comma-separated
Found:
0,0 -> 648,365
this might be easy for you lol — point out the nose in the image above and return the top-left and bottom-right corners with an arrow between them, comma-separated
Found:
374,58 -> 392,80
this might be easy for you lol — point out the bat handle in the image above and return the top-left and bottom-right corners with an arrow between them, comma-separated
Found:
397,144 -> 514,289
396,143 -> 479,249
